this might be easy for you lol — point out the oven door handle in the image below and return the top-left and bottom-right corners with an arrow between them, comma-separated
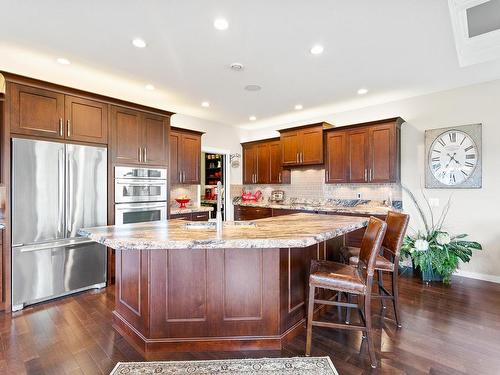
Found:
115,181 -> 166,186
115,204 -> 166,212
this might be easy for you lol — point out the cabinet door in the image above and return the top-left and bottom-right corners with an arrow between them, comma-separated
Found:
300,126 -> 323,165
369,123 -> 394,183
269,141 -> 288,184
191,212 -> 210,221
65,96 -> 108,144
256,143 -> 270,184
243,144 -> 257,184
281,131 -> 299,166
347,128 -> 369,182
180,133 -> 201,184
10,83 -> 65,139
142,113 -> 168,166
111,106 -> 142,165
169,131 -> 181,184
325,131 -> 347,183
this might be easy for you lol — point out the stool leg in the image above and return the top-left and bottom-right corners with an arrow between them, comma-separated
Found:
392,270 -> 402,328
305,284 -> 316,356
345,293 -> 352,324
364,293 -> 377,368
377,270 -> 386,310
337,291 -> 343,321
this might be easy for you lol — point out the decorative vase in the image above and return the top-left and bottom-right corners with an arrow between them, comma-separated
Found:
421,267 -> 443,283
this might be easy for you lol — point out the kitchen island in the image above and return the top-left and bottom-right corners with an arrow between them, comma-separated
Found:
80,213 -> 367,356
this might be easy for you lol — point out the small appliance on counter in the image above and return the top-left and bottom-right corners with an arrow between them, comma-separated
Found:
269,190 -> 285,203
241,189 -> 262,202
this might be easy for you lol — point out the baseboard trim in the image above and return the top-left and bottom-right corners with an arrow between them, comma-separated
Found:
454,269 -> 500,284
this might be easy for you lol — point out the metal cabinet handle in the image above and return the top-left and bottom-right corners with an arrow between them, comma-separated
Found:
138,147 -> 142,162
364,168 -> 368,182
369,169 -> 372,181
59,118 -> 63,136
67,120 -> 71,137
278,172 -> 281,183
326,170 -> 329,181
301,152 -> 304,163
144,147 -> 147,163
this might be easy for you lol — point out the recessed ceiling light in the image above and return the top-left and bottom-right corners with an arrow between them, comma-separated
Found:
145,84 -> 155,90
201,101 -> 210,108
214,18 -> 229,30
310,45 -> 324,55
132,38 -> 147,48
230,62 -> 244,71
56,58 -> 70,65
357,88 -> 368,95
244,84 -> 262,92
249,116 -> 257,121
294,104 -> 303,110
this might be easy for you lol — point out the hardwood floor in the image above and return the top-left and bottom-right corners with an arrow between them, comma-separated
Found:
1,272 -> 499,375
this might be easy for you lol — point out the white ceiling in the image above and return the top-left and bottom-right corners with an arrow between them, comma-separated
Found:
2,0 -> 500,128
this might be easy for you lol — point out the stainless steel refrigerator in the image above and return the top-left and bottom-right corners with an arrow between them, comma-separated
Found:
11,138 -> 107,311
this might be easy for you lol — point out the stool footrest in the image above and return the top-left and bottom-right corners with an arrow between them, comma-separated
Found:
312,320 -> 367,331
313,298 -> 358,309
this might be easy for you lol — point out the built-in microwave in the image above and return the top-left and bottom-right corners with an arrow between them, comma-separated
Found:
114,166 -> 167,203
114,202 -> 167,225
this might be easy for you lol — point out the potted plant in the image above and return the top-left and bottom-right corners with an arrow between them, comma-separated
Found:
400,187 -> 482,284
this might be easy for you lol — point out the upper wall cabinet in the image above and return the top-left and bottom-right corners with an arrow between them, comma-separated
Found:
279,122 -> 331,167
111,105 -> 169,167
325,117 -> 403,184
169,127 -> 202,184
10,83 -> 108,144
242,138 -> 290,185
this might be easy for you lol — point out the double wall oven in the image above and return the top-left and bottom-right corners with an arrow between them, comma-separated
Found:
114,166 -> 167,225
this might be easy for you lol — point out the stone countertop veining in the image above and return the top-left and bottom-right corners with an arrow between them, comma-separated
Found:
235,201 -> 395,216
170,206 -> 214,215
79,213 -> 367,250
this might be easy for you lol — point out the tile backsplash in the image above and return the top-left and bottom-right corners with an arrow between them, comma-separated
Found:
170,184 -> 200,207
231,167 -> 402,203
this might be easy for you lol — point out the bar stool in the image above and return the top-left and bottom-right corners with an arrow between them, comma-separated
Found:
305,217 -> 387,368
341,211 -> 409,327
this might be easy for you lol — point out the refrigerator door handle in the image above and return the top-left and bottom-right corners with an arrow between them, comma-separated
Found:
18,239 -> 96,253
58,149 -> 65,237
66,150 -> 73,235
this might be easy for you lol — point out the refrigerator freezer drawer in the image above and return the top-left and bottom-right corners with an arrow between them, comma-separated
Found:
12,241 -> 106,311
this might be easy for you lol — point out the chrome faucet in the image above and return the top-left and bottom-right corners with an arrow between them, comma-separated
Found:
216,181 -> 223,234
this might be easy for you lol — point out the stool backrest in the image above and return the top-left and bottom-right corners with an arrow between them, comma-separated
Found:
357,217 -> 387,280
382,211 -> 410,257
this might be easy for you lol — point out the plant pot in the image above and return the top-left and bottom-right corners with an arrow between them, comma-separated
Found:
420,267 -> 443,283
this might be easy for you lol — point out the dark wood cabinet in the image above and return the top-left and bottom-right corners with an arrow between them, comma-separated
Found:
65,95 -> 108,144
243,144 -> 258,184
347,128 -> 369,183
10,83 -> 109,144
169,127 -> 202,185
326,118 -> 402,184
280,123 -> 330,167
142,113 -> 168,165
170,211 -> 209,221
234,206 -> 273,221
111,105 -> 169,167
10,83 -> 65,139
242,138 -> 290,185
325,131 -> 348,183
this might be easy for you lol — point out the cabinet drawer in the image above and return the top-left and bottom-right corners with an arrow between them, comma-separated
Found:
170,213 -> 192,221
191,212 -> 210,221
234,206 -> 272,221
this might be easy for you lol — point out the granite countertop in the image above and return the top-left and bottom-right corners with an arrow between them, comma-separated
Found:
235,201 -> 394,216
170,206 -> 214,215
79,213 -> 367,250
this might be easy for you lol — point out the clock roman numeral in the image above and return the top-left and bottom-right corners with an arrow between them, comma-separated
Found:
449,132 -> 457,143
461,169 -> 468,177
449,174 -> 456,184
432,164 -> 441,171
465,145 -> 474,152
431,157 -> 440,162
460,136 -> 467,145
465,154 -> 475,159
438,138 -> 446,147
465,161 -> 474,168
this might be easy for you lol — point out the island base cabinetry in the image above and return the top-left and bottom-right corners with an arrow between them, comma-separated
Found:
113,243 -> 334,355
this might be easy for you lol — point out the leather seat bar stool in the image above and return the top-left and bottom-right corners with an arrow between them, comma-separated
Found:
341,211 -> 409,327
305,217 -> 387,368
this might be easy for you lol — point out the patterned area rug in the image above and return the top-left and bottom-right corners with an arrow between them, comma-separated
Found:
110,357 -> 338,374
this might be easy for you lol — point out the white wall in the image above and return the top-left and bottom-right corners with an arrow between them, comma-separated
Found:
240,79 -> 500,281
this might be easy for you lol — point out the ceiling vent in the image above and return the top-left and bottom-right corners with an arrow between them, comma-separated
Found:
449,0 -> 500,66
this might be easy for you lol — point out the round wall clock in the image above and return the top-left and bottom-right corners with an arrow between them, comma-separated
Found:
425,124 -> 482,189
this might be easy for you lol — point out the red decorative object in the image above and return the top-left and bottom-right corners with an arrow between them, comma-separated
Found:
241,190 -> 262,202
175,198 -> 190,208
